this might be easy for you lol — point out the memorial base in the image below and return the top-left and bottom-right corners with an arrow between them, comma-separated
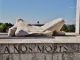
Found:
0,33 -> 80,60
0,43 -> 80,60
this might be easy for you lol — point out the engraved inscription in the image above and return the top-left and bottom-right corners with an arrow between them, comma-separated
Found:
0,44 -> 79,54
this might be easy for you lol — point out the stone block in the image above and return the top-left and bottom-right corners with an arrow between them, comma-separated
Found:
2,54 -> 19,60
45,54 -> 53,60
20,54 -> 35,60
35,53 -> 45,60
53,53 -> 62,60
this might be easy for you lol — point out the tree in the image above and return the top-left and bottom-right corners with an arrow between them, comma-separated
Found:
61,24 -> 68,32
71,25 -> 75,32
5,23 -> 13,28
37,21 -> 39,24
67,25 -> 75,32
5,23 -> 14,31
0,24 -> 7,32
61,24 -> 75,32
0,22 -> 2,25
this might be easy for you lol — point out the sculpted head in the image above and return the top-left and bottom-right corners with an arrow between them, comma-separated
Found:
16,18 -> 24,23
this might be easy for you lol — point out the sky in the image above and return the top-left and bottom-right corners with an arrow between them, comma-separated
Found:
0,0 -> 76,24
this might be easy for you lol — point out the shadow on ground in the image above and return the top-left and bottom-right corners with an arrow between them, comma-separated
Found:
0,33 -> 77,39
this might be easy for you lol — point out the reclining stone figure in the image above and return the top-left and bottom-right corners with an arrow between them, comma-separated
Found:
8,18 -> 65,37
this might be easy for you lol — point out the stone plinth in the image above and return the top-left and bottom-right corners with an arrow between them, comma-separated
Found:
0,43 -> 80,60
0,33 -> 80,60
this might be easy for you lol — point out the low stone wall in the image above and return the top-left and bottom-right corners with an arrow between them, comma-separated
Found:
0,43 -> 80,60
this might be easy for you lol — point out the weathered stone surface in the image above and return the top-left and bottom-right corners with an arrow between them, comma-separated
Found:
20,54 -> 35,60
0,34 -> 80,43
45,54 -> 53,60
35,53 -> 45,60
8,18 -> 65,37
0,44 -> 80,54
76,0 -> 80,34
0,44 -> 80,60
0,54 -> 3,60
53,53 -> 62,60
2,54 -> 19,60
62,53 -> 80,60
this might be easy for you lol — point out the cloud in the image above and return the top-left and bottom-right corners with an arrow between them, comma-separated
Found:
65,19 -> 76,25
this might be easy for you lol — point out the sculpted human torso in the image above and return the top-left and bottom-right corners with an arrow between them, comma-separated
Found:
8,18 -> 65,37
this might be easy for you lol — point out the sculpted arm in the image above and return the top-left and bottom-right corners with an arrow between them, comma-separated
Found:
8,25 -> 17,37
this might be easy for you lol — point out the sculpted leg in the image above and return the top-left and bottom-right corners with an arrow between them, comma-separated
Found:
41,18 -> 65,35
53,19 -> 65,35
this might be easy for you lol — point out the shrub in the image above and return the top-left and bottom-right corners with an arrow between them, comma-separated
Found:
0,24 -> 7,32
61,24 -> 75,32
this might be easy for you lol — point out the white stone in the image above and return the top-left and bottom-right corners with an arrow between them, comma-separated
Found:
0,33 -> 80,43
8,18 -> 65,37
76,0 -> 80,34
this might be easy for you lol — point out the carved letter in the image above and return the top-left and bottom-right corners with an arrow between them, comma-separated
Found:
63,46 -> 68,52
4,47 -> 10,53
45,46 -> 52,53
59,46 -> 62,52
28,47 -> 33,53
14,46 -> 20,53
20,45 -> 27,53
37,46 -> 44,52
53,46 -> 57,52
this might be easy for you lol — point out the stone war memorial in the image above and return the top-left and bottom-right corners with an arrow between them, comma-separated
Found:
8,18 -> 65,37
0,0 -> 80,60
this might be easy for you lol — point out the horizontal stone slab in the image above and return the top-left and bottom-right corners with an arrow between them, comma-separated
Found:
0,33 -> 80,43
0,36 -> 80,43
